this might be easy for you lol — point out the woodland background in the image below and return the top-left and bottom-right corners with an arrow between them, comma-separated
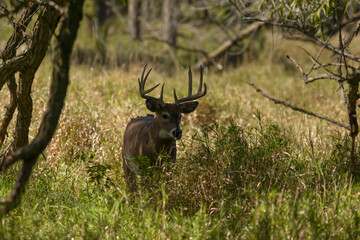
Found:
0,0 -> 360,239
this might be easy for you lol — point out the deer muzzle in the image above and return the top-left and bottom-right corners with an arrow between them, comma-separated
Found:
172,128 -> 182,140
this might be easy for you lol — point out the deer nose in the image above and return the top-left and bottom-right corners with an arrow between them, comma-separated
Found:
172,129 -> 182,140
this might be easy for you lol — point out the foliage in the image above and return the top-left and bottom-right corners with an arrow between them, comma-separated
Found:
86,161 -> 113,188
258,0 -> 358,37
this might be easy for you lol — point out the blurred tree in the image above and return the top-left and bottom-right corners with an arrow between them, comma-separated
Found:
128,0 -> 141,40
93,0 -> 112,64
0,0 -> 84,216
163,0 -> 179,45
96,0 -> 108,26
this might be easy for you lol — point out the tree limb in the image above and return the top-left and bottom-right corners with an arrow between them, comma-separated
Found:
247,82 -> 350,131
286,55 -> 341,83
0,0 -> 84,216
244,17 -> 360,62
195,21 -> 265,70
0,77 -> 17,148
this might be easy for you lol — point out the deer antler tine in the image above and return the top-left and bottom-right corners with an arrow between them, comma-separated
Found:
173,88 -> 178,103
143,83 -> 160,94
141,64 -> 147,84
197,65 -> 203,93
174,65 -> 207,104
203,82 -> 207,96
138,65 -> 165,104
188,65 -> 193,95
143,67 -> 152,85
160,83 -> 165,101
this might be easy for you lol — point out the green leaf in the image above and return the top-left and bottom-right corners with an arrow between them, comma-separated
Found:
344,1 -> 351,13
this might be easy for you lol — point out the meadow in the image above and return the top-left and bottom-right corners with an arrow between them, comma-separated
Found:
1,13 -> 360,239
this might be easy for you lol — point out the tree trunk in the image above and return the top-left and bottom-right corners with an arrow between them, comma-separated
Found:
128,0 -> 141,40
163,0 -> 179,45
96,0 -> 108,26
0,0 -> 84,217
347,74 -> 359,175
0,3 -> 62,167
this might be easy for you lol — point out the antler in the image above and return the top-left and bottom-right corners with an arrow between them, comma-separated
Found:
174,65 -> 207,105
138,64 -> 165,104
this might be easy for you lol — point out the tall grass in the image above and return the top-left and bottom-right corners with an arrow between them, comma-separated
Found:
1,19 -> 360,238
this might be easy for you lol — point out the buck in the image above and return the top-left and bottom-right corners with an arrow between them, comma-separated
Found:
122,65 -> 207,191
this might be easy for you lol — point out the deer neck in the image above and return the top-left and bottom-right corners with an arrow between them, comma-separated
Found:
149,118 -> 176,152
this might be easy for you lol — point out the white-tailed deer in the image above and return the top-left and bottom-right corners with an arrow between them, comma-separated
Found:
122,65 -> 207,192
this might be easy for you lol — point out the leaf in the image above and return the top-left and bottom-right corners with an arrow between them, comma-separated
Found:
344,1 -> 350,13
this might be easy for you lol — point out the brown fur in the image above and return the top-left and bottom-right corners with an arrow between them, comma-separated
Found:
122,65 -> 206,192
122,105 -> 180,192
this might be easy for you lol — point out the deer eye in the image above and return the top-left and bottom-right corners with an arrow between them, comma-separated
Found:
162,114 -> 169,119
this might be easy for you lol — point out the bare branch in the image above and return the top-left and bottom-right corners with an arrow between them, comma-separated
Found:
338,27 -> 348,108
0,3 -> 60,92
300,36 -> 334,76
339,27 -> 350,78
195,21 -> 265,70
286,55 -> 306,78
0,2 -> 28,19
286,55 -> 341,83
247,82 -> 350,131
305,74 -> 341,84
0,76 -> 17,148
338,11 -> 360,33
245,16 -> 360,62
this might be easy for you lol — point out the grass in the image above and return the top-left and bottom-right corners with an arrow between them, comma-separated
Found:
1,6 -> 360,238
0,57 -> 359,238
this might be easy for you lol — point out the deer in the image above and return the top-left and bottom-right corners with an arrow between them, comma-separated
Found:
122,65 -> 207,192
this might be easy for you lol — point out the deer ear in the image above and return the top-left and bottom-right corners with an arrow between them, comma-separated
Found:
146,99 -> 163,112
179,102 -> 199,114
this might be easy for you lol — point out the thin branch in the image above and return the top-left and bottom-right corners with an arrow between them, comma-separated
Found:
286,54 -> 306,78
337,11 -> 360,33
300,36 -> 334,76
338,27 -> 348,108
0,2 -> 28,20
0,76 -> 17,148
247,82 -> 350,131
305,74 -> 341,83
343,23 -> 360,49
0,3 -> 58,92
339,26 -> 350,78
286,55 -> 341,83
300,47 -> 340,76
0,3 -> 38,149
245,16 -> 360,62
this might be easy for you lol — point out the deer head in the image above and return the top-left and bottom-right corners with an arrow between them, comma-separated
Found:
138,65 -> 207,140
